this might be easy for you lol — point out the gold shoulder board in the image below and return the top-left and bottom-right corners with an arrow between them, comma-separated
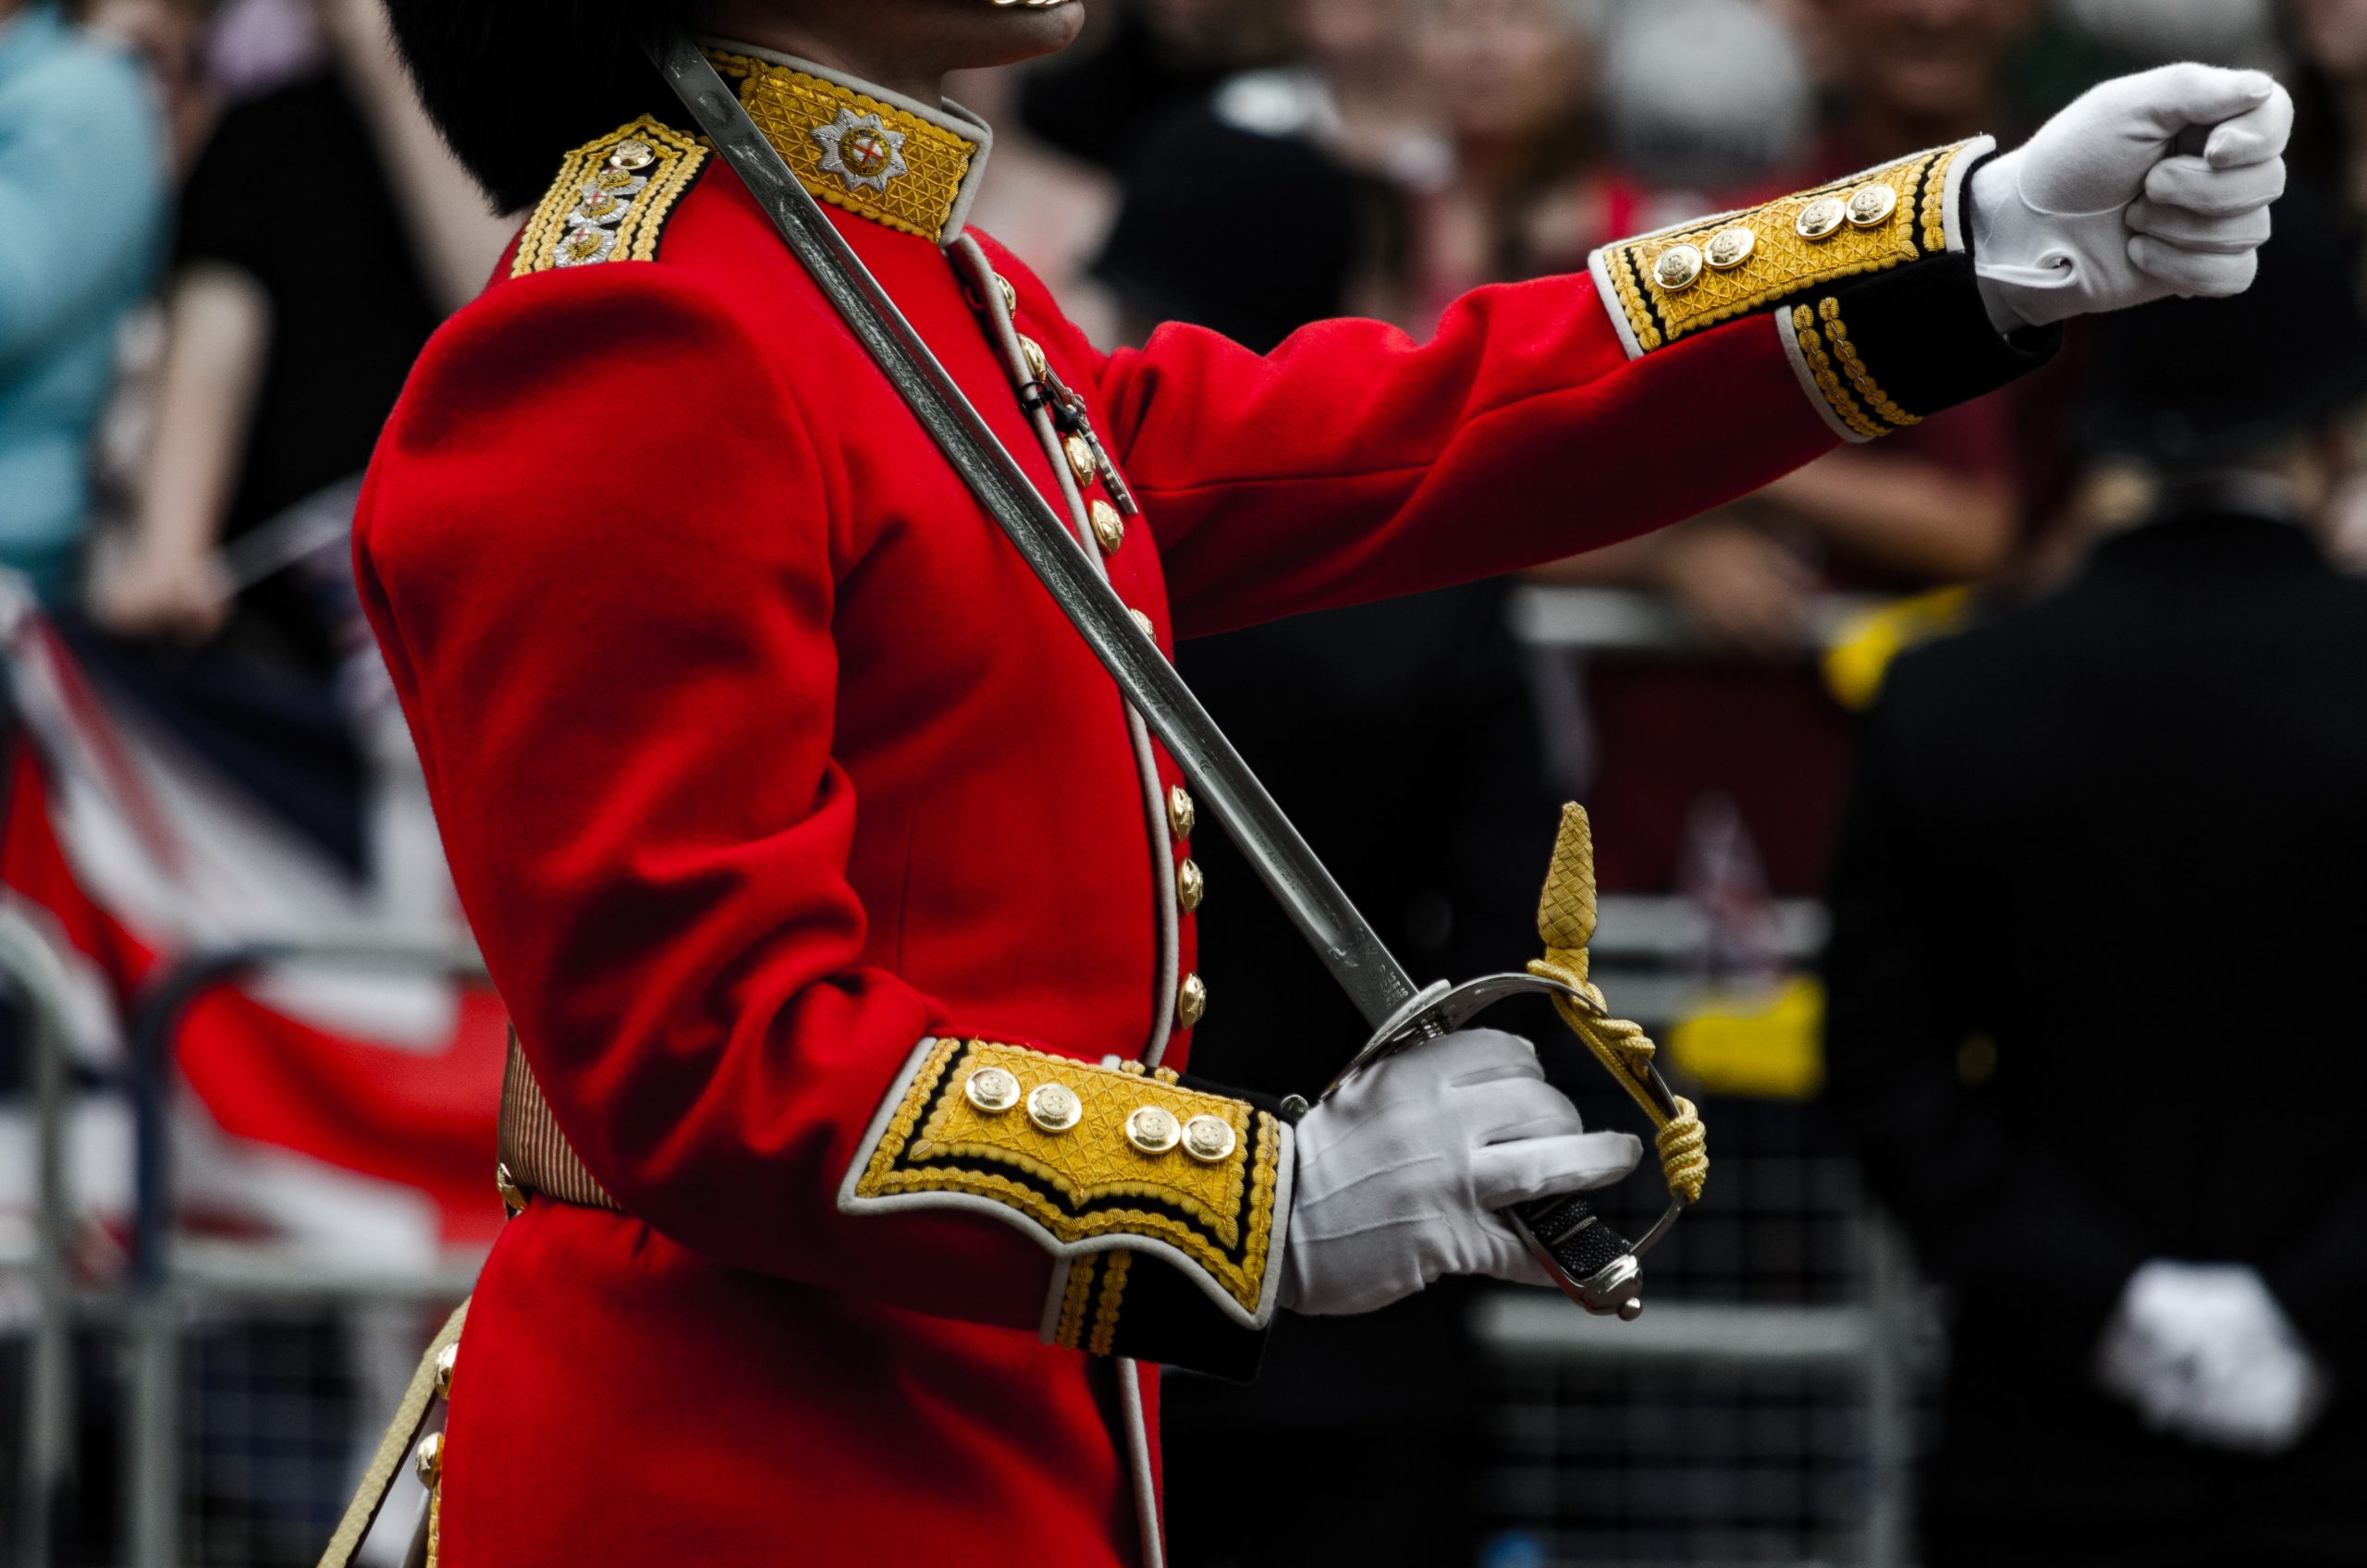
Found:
511,116 -> 707,277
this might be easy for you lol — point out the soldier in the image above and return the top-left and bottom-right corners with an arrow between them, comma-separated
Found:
336,2 -> 2290,1562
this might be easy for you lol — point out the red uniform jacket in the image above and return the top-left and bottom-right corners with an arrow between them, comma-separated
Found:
354,45 -> 2044,1568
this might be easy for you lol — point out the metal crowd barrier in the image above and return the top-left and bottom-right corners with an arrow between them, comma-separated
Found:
6,585 -> 1912,1565
121,941 -> 487,1568
0,931 -> 484,1567
1469,583 -> 1924,1567
1507,585 -> 1887,656
1,904 -> 80,1568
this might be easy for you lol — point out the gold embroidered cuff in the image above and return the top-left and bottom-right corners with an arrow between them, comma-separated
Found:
1589,139 -> 1984,357
513,116 -> 707,277
845,1038 -> 1284,1318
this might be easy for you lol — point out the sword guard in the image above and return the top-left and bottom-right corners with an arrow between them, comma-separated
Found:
1321,806 -> 1707,1322
1329,970 -> 1686,1321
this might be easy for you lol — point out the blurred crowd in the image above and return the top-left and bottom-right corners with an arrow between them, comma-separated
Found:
10,0 -> 2367,1564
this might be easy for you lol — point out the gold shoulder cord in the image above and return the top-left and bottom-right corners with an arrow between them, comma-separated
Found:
1528,805 -> 1710,1207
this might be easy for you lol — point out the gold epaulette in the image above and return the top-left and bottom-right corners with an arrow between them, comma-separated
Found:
511,116 -> 708,277
846,1037 -> 1283,1319
1592,139 -> 1982,356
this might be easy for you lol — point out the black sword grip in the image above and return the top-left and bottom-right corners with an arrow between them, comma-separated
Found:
1507,1193 -> 1629,1282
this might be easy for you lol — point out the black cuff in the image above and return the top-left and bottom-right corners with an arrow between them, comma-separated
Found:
1053,1249 -> 1271,1382
1788,251 -> 2061,439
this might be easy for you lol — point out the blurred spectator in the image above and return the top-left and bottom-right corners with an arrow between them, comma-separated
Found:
946,62 -> 1121,345
87,0 -> 506,656
1824,195 -> 2367,1568
1094,0 -> 1444,346
1798,0 -> 2044,164
2061,0 -> 2278,71
1019,0 -> 1293,178
84,0 -> 217,168
1408,0 -> 1603,309
1542,0 -> 2039,896
0,0 -> 167,604
2293,0 -> 2367,253
1597,0 -> 1811,218
2289,0 -> 2367,566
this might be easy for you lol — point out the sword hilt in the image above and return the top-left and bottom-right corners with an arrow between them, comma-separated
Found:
1509,1194 -> 1643,1320
1327,806 -> 1705,1321
1376,992 -> 1650,1320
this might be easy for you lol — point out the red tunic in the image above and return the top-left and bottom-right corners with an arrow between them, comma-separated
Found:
354,48 -> 2041,1568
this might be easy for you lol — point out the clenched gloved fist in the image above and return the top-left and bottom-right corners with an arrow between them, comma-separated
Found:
1281,1029 -> 1641,1317
1973,63 -> 2292,333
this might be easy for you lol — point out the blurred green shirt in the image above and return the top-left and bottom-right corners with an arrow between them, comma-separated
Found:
0,2 -> 166,603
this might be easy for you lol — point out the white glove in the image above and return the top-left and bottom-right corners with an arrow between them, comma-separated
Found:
2094,1259 -> 2331,1454
1280,1028 -> 1642,1317
1972,63 -> 2292,332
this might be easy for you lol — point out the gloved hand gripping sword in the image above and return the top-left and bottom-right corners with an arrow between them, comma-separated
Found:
651,37 -> 1708,1318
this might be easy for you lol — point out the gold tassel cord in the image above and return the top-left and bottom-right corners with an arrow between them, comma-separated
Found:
1527,804 -> 1709,1206
318,1302 -> 468,1568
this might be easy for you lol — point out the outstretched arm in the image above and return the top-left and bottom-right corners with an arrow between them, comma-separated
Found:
1061,67 -> 2287,639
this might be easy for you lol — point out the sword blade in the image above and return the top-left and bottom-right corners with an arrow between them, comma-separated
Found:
652,38 -> 1421,1031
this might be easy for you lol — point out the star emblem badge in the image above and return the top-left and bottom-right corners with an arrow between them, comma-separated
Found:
812,108 -> 909,194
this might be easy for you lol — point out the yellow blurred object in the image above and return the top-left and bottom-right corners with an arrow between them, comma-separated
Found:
1821,586 -> 1973,711
1668,975 -> 1826,1100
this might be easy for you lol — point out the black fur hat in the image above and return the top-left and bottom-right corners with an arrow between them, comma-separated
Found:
384,0 -> 709,212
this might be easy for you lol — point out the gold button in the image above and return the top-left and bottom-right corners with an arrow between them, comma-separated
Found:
1026,1082 -> 1083,1133
1126,1105 -> 1182,1156
1796,195 -> 1847,241
1065,434 -> 1098,484
1182,1114 -> 1238,1165
1168,786 -> 1196,839
414,1431 -> 445,1487
434,1341 -> 459,1400
1846,182 -> 1898,228
1176,858 -> 1204,913
1703,226 -> 1756,271
995,272 -> 1018,313
1652,243 -> 1705,293
609,139 -> 656,171
964,1065 -> 1022,1114
495,1162 -> 528,1217
1019,335 -> 1049,380
1130,607 -> 1157,641
1176,973 -> 1208,1028
1089,499 -> 1125,553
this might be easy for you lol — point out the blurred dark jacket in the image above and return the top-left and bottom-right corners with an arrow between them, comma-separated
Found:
1825,498 -> 2367,1566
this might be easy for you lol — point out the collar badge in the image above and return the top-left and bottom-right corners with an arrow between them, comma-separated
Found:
812,108 -> 910,193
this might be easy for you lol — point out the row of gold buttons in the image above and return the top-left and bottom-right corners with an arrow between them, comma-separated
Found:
413,1339 -> 460,1488
1168,778 -> 1204,913
1652,181 -> 1900,293
997,274 -> 1205,1033
963,1064 -> 1239,1163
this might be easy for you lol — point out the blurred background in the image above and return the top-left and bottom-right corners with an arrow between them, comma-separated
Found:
4,0 -> 2367,1563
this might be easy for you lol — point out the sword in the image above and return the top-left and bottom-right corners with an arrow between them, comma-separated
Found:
650,36 -> 1691,1317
